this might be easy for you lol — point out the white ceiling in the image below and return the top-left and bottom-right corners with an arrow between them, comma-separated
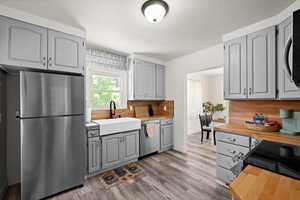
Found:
0,0 -> 295,61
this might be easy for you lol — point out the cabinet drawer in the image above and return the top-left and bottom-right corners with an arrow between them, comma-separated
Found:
217,141 -> 249,157
217,154 -> 238,170
216,131 -> 250,147
88,130 -> 99,137
160,118 -> 173,125
216,167 -> 235,185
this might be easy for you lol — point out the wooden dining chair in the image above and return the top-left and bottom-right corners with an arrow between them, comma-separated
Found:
199,114 -> 216,145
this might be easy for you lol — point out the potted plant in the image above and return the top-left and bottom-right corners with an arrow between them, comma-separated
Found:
202,101 -> 225,119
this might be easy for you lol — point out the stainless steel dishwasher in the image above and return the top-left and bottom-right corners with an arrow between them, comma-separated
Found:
139,120 -> 160,157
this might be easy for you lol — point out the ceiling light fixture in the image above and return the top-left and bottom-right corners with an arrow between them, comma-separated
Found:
142,0 -> 169,23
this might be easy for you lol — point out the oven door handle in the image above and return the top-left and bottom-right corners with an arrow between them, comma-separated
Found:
284,37 -> 293,80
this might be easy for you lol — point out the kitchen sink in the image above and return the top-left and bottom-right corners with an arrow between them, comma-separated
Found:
93,117 -> 141,136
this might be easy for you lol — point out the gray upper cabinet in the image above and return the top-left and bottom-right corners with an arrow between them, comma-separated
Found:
133,59 -> 146,99
142,61 -> 156,99
0,16 -> 85,74
278,17 -> 300,99
156,65 -> 165,100
224,36 -> 247,99
131,59 -> 163,100
133,59 -> 156,99
123,131 -> 139,162
0,16 -> 47,69
48,30 -> 85,74
247,26 -> 276,99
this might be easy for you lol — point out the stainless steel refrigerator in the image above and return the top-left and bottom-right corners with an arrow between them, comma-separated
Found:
19,71 -> 85,200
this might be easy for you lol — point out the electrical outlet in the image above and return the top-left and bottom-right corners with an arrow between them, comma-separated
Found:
163,105 -> 167,111
129,105 -> 133,111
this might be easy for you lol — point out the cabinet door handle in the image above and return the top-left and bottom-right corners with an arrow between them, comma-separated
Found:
243,88 -> 247,95
227,137 -> 236,142
249,88 -> 252,95
228,149 -> 236,155
42,57 -> 46,66
48,57 -> 52,66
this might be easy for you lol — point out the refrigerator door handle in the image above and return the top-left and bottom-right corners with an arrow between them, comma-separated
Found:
16,110 -> 20,118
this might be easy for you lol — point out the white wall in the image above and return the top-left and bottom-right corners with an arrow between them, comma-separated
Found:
205,74 -> 228,120
165,44 -> 223,152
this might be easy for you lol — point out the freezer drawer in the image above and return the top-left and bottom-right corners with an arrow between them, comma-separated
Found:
21,115 -> 85,200
20,71 -> 84,118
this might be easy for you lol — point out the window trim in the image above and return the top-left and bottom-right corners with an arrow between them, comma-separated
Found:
87,67 -> 128,110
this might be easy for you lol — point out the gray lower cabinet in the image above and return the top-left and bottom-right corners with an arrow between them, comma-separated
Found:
102,130 -> 139,170
48,30 -> 85,74
224,36 -> 247,99
0,16 -> 47,69
123,131 -> 140,161
247,26 -> 276,99
216,131 -> 251,185
160,124 -> 173,151
102,134 -> 123,169
278,17 -> 300,99
88,137 -> 101,174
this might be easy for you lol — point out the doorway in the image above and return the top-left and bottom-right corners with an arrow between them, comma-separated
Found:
185,67 -> 228,144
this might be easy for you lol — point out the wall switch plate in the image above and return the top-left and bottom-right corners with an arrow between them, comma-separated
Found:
163,105 -> 167,111
129,105 -> 133,111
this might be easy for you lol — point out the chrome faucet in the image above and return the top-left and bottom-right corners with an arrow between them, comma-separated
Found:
109,100 -> 116,119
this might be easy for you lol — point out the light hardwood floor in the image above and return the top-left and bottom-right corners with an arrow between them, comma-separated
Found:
5,134 -> 231,200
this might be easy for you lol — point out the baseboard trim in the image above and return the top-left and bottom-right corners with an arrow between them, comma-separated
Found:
0,179 -> 8,200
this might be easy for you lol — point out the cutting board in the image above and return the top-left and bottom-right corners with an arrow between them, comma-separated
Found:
135,106 -> 150,118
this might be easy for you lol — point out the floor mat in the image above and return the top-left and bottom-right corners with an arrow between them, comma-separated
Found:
97,163 -> 144,189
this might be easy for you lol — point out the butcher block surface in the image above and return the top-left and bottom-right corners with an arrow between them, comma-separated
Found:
215,124 -> 300,146
230,165 -> 300,200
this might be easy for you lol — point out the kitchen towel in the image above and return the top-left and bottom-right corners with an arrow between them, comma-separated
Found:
146,124 -> 155,137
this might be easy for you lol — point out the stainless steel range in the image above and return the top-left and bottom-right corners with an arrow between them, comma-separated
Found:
18,71 -> 86,200
243,140 -> 300,180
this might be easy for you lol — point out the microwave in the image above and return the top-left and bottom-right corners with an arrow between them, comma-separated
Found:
286,9 -> 300,86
